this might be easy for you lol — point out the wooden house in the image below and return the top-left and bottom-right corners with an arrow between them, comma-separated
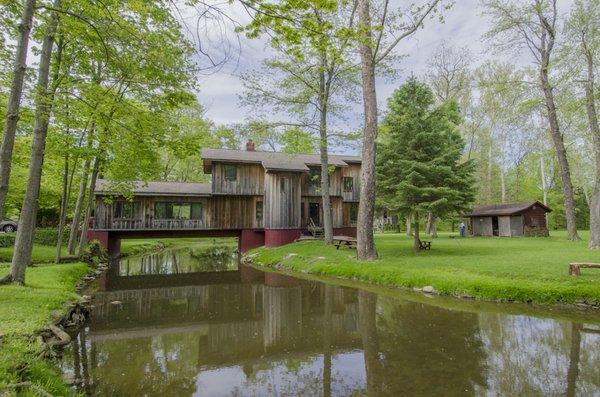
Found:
466,201 -> 552,237
90,142 -> 361,253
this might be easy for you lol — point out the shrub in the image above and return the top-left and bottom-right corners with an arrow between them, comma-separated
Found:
81,240 -> 107,266
0,233 -> 15,247
32,227 -> 70,246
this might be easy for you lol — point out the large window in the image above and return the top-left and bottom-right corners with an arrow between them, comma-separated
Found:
155,202 -> 203,220
224,164 -> 237,181
114,201 -> 139,219
343,177 -> 354,192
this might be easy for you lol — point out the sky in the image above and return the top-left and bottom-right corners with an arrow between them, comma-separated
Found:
183,0 -> 570,154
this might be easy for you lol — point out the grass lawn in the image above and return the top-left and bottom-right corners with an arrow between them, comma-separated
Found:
0,262 -> 89,396
249,231 -> 600,305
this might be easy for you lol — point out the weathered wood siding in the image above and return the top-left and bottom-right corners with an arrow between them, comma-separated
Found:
510,215 -> 524,236
341,164 -> 361,202
212,162 -> 264,195
498,216 -> 511,237
264,172 -> 302,229
522,205 -> 548,229
472,216 -> 493,236
94,195 -> 262,230
301,167 -> 342,197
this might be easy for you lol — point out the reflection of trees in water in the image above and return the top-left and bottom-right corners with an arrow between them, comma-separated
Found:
368,296 -> 487,396
119,245 -> 238,276
479,314 -> 600,396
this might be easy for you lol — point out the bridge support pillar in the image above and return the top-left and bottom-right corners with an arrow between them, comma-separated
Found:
264,229 -> 302,248
239,229 -> 265,253
86,230 -> 120,260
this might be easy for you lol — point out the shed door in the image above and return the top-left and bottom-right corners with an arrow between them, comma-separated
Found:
498,216 -> 511,237
510,215 -> 524,236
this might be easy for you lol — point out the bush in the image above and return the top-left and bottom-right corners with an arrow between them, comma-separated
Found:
81,240 -> 107,266
32,227 -> 70,246
0,233 -> 15,247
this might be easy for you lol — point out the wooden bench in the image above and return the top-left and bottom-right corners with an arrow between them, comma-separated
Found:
333,236 -> 357,250
569,262 -> 600,276
419,240 -> 432,250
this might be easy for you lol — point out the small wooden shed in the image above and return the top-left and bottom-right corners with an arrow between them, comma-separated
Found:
466,201 -> 552,237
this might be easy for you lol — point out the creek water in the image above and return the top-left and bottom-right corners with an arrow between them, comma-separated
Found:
61,243 -> 600,396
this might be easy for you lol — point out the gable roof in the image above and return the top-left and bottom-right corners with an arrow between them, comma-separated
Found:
201,148 -> 361,172
467,201 -> 552,217
94,179 -> 212,197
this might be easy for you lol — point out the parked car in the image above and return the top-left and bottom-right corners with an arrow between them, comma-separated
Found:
0,219 -> 17,233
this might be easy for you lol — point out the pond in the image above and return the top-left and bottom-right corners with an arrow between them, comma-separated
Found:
61,243 -> 600,396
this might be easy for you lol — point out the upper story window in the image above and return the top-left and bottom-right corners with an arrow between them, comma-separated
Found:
308,169 -> 320,188
155,202 -> 202,220
224,164 -> 237,181
114,201 -> 139,219
343,177 -> 354,192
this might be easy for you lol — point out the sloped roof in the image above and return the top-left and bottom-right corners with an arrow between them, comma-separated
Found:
201,148 -> 361,172
94,179 -> 212,197
467,201 -> 552,217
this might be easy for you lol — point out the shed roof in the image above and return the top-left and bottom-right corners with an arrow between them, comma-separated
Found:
466,201 -> 552,217
94,179 -> 212,197
201,148 -> 361,172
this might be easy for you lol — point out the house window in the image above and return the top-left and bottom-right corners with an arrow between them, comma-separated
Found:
350,203 -> 359,225
155,202 -> 202,220
255,200 -> 263,222
343,177 -> 354,192
308,169 -> 320,187
114,201 -> 139,219
224,164 -> 237,181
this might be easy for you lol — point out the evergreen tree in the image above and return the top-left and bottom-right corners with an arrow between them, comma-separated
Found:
377,79 -> 476,252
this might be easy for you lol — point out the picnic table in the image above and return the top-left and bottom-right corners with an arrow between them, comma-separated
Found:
419,240 -> 432,250
333,236 -> 357,250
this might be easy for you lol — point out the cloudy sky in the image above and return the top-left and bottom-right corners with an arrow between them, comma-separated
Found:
184,0 -> 570,154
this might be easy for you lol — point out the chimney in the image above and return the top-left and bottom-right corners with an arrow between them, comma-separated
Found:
246,139 -> 255,151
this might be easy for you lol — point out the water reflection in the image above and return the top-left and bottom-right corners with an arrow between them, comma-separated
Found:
63,247 -> 600,396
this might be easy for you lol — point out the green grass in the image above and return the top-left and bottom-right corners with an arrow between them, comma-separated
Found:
120,237 -> 237,257
0,245 -> 68,264
249,231 -> 600,305
0,262 -> 89,396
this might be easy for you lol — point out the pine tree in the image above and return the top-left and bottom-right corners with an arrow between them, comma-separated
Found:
377,79 -> 476,252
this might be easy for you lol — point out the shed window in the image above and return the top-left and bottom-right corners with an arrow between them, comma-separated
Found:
343,177 -> 354,192
255,200 -> 263,221
224,164 -> 237,181
155,202 -> 202,220
114,201 -> 139,219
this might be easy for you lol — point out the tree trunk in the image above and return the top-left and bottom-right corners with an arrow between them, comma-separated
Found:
0,0 -> 37,219
356,0 -> 378,260
487,144 -> 493,203
538,21 -> 580,241
405,214 -> 412,236
54,152 -> 69,263
583,45 -> 600,249
319,66 -> 333,244
413,212 -> 420,253
68,157 -> 90,254
2,1 -> 61,285
540,157 -> 548,206
78,157 -> 99,256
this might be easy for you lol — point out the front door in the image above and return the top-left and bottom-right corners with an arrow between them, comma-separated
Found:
309,202 -> 321,226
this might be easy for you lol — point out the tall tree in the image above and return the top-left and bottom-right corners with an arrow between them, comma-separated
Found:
1,0 -> 61,284
0,0 -> 36,219
377,79 -> 475,252
563,0 -> 600,248
242,0 -> 358,244
483,0 -> 581,241
355,0 -> 445,259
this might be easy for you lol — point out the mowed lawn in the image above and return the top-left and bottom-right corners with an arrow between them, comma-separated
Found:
250,231 -> 600,304
0,262 -> 89,395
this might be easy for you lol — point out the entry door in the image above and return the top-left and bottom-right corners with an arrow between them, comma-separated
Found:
309,203 -> 321,226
